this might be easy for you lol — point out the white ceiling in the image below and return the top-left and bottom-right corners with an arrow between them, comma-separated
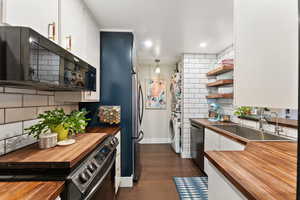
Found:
84,0 -> 233,63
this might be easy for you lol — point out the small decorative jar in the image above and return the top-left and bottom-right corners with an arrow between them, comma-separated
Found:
39,133 -> 58,149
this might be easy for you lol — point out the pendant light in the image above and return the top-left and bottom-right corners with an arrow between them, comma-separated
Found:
154,59 -> 161,74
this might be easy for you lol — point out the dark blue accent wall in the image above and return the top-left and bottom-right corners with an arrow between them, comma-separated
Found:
80,32 -> 133,177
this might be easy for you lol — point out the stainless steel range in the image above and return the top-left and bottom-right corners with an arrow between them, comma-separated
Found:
63,135 -> 118,200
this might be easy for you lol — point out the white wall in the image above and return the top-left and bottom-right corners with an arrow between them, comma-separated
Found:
138,62 -> 175,144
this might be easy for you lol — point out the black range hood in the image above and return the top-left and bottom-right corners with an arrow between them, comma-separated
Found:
0,26 -> 96,91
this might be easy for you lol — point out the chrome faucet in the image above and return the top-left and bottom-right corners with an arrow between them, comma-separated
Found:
270,112 -> 283,135
258,108 -> 268,132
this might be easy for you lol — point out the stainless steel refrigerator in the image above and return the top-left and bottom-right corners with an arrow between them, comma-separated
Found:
132,70 -> 144,181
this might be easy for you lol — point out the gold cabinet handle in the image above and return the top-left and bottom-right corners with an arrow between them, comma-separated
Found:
48,22 -> 56,41
66,35 -> 72,51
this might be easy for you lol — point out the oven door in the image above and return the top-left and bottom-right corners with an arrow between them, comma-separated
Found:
83,158 -> 115,200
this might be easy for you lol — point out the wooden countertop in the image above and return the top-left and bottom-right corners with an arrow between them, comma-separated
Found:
0,133 -> 108,169
0,181 -> 64,200
205,142 -> 297,200
190,118 -> 297,200
86,126 -> 121,136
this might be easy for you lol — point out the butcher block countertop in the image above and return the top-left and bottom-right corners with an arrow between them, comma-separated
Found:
191,118 -> 297,200
205,142 -> 297,200
0,181 -> 64,200
86,126 -> 121,136
0,133 -> 108,169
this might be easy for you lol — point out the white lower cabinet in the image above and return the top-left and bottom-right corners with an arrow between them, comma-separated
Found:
219,134 -> 245,151
204,128 -> 245,151
115,131 -> 121,193
204,129 -> 220,151
204,128 -> 245,174
206,160 -> 247,200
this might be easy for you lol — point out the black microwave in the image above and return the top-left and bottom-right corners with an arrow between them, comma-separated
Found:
0,26 -> 97,91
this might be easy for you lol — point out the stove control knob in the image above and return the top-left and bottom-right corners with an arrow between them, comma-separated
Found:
113,137 -> 119,144
79,172 -> 88,183
88,163 -> 96,173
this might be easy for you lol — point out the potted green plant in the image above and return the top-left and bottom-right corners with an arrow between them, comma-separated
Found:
234,106 -> 252,117
25,109 -> 90,141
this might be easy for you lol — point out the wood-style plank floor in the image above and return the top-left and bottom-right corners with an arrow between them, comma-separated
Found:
117,144 -> 203,200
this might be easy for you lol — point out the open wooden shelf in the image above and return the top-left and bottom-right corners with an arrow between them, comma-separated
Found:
207,79 -> 233,87
206,93 -> 233,99
207,65 -> 234,76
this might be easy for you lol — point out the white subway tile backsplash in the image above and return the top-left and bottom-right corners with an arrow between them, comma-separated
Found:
0,93 -> 22,108
48,96 -> 55,106
0,109 -> 4,124
37,106 -> 57,115
0,141 -> 4,155
5,134 -> 37,153
37,91 -> 55,96
5,107 -> 37,123
23,95 -> 48,107
4,87 -> 36,94
0,87 -> 79,154
0,122 -> 23,140
282,127 -> 298,139
23,119 -> 41,130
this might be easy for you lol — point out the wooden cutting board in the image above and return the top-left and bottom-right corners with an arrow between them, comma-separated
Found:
0,133 -> 108,169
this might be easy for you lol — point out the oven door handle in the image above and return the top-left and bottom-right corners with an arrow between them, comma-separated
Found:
83,154 -> 116,200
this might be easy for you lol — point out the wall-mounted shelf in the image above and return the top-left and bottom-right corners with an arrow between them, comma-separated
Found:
207,65 -> 233,76
207,79 -> 233,87
206,93 -> 233,99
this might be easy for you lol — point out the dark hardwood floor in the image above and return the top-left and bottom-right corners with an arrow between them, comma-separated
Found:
117,144 -> 203,200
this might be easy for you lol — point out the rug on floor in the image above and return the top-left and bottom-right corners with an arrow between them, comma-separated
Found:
173,177 -> 208,200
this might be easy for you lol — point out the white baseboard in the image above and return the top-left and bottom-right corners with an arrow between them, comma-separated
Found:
120,176 -> 133,187
181,152 -> 192,158
139,138 -> 171,144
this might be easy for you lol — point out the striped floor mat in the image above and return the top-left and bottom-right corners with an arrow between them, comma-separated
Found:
173,177 -> 208,200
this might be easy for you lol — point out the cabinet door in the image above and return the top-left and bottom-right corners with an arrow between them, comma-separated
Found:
60,0 -> 86,60
207,160 -> 248,200
204,128 -> 220,151
219,135 -> 245,151
3,0 -> 59,41
82,9 -> 100,101
234,0 -> 298,109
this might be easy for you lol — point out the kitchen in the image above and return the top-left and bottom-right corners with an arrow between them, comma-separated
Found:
0,0 -> 298,200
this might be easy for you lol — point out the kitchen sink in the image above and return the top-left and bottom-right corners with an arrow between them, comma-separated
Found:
212,124 -> 291,141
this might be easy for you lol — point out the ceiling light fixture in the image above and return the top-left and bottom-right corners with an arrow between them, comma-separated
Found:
200,42 -> 207,48
154,59 -> 161,74
144,40 -> 153,48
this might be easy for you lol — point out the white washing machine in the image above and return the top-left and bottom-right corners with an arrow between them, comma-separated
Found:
170,112 -> 181,154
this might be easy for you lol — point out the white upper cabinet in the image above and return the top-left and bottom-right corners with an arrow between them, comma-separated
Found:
82,9 -> 100,101
59,0 -> 86,60
234,0 -> 298,109
55,1 -> 100,102
2,0 -> 59,42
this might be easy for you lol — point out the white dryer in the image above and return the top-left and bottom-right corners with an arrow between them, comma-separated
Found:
170,112 -> 181,154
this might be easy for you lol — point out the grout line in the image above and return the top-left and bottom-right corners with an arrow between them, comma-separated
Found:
3,108 -> 5,124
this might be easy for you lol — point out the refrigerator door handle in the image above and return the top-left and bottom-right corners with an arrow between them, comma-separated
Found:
136,130 -> 144,142
138,84 -> 144,125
